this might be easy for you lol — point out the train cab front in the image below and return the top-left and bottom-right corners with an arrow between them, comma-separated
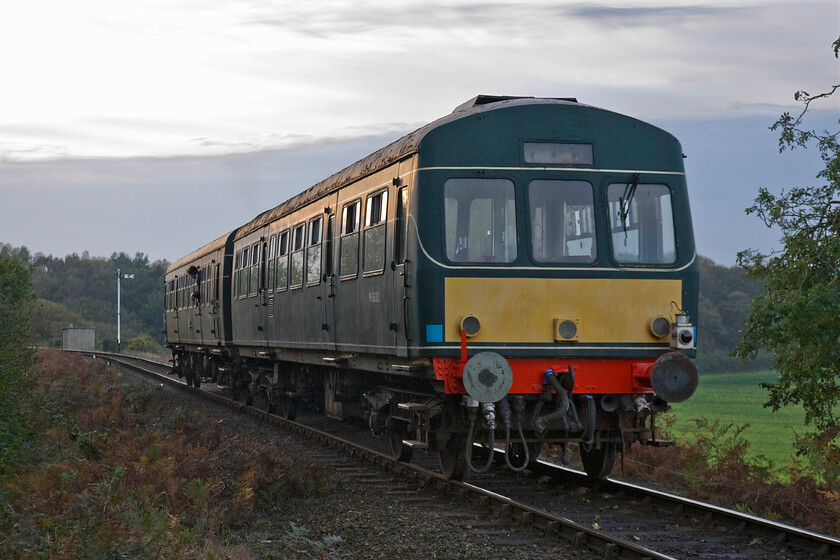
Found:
430,310 -> 698,479
382,99 -> 701,479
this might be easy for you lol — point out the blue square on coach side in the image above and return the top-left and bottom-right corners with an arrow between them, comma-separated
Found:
426,324 -> 443,343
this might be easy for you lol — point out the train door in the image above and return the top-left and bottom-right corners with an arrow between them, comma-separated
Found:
391,185 -> 410,356
333,196 -> 361,351
212,263 -> 222,343
322,212 -> 337,350
259,236 -> 270,351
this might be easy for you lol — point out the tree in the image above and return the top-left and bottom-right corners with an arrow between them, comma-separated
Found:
734,38 -> 840,444
0,254 -> 39,465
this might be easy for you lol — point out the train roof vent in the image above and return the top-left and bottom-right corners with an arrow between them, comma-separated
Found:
452,95 -> 578,113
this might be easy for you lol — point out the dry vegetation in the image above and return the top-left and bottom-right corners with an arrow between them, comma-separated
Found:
5,350 -> 840,560
0,350 -> 334,559
619,416 -> 840,535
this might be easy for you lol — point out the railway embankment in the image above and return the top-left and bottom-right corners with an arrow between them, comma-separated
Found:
0,349 -> 581,559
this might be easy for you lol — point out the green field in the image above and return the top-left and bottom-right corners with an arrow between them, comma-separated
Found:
667,371 -> 807,471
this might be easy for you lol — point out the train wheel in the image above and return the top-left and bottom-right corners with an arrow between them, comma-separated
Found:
387,423 -> 412,462
278,395 -> 297,420
439,436 -> 468,480
579,444 -> 616,479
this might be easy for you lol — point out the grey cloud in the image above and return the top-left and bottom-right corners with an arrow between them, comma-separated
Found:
242,2 -> 747,38
241,3 -> 538,38
566,3 -> 747,26
0,132 -> 405,261
0,142 -> 71,162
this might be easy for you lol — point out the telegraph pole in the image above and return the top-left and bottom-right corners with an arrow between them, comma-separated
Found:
117,268 -> 134,353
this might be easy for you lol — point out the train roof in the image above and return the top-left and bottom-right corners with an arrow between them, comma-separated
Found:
233,96 -> 581,240
167,229 -> 237,275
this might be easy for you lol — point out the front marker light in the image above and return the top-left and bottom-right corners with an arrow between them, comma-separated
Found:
670,313 -> 696,350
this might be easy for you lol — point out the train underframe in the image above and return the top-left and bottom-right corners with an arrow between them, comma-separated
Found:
366,386 -> 668,480
169,346 -> 674,480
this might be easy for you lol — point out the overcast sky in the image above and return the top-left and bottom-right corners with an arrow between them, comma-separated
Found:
1,0 -> 838,265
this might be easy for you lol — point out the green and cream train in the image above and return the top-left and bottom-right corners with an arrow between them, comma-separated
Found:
164,95 -> 699,479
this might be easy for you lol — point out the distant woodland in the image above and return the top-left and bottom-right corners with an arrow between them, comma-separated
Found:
1,243 -> 770,373
1,244 -> 169,354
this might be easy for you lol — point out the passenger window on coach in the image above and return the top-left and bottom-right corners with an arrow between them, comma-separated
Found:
340,200 -> 361,279
290,224 -> 305,288
276,231 -> 289,291
268,235 -> 277,291
607,183 -> 676,264
306,217 -> 323,285
233,252 -> 240,298
249,243 -> 260,295
240,247 -> 250,297
529,180 -> 596,263
444,178 -> 517,263
363,190 -> 387,274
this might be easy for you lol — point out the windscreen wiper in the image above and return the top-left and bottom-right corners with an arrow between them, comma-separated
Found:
619,172 -> 640,236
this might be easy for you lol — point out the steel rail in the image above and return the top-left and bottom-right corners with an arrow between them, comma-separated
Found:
507,443 -> 840,558
80,351 -> 674,560
82,351 -> 840,558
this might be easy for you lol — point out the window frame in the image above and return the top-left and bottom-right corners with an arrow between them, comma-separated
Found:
275,229 -> 290,292
443,177 -> 518,265
527,179 -> 597,264
238,247 -> 250,298
522,141 -> 594,166
247,242 -> 259,296
268,234 -> 277,291
306,216 -> 323,286
606,181 -> 678,266
289,223 -> 306,289
362,189 -> 388,276
339,199 -> 362,280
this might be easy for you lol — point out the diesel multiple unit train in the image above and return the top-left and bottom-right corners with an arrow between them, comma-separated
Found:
164,95 -> 699,479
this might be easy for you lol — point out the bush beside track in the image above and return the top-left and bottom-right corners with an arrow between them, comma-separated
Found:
0,350 -> 584,560
0,350 -> 336,559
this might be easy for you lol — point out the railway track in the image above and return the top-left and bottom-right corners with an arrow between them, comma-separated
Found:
83,351 -> 840,559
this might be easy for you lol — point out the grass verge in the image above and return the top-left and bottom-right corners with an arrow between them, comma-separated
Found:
669,371 -> 807,471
